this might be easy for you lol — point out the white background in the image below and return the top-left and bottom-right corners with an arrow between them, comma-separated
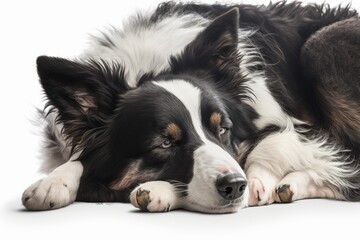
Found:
1,0 -> 359,239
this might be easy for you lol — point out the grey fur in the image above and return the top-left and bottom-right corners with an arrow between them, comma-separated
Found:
301,18 -> 360,200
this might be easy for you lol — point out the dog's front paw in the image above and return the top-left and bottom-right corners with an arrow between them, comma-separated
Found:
22,177 -> 75,210
248,178 -> 275,206
130,181 -> 178,212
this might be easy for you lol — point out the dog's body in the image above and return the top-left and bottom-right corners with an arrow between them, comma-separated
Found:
23,1 -> 360,213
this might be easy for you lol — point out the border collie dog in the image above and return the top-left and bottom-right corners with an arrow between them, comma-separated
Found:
22,1 -> 360,213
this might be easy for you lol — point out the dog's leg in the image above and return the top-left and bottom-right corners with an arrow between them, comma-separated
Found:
245,126 -> 347,206
247,164 -> 279,206
22,158 -> 83,210
244,130 -> 292,206
245,124 -> 355,206
275,170 -> 344,203
130,181 -> 182,212
76,180 -> 132,203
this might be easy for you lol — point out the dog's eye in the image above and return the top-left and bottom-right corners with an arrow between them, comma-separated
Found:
219,127 -> 228,135
160,140 -> 173,148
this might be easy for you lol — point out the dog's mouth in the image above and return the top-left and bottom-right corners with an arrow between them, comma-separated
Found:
185,197 -> 246,214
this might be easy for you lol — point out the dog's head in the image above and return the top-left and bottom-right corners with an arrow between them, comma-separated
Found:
37,9 -> 257,213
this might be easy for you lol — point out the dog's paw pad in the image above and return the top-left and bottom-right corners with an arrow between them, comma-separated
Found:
276,184 -> 294,203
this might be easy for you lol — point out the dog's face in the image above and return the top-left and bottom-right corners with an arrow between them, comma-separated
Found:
37,9 -> 257,212
109,76 -> 256,212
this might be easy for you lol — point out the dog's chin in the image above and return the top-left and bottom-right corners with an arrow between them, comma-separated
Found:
184,196 -> 248,214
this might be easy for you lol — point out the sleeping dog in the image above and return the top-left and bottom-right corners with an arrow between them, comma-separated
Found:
22,1 -> 360,213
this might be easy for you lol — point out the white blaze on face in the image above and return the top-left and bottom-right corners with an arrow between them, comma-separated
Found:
154,80 -> 205,140
154,80 -> 246,210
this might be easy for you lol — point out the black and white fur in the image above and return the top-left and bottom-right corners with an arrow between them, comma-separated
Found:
22,1 -> 360,213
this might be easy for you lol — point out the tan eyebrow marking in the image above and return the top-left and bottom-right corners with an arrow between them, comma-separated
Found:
165,123 -> 182,140
210,112 -> 222,128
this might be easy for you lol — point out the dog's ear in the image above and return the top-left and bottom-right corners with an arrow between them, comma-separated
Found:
37,56 -> 128,138
170,7 -> 239,72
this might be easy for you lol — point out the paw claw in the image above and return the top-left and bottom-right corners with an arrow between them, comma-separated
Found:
136,189 -> 151,211
256,191 -> 261,202
276,184 -> 293,203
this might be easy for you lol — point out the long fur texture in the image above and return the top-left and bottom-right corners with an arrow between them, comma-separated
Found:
22,1 -> 360,213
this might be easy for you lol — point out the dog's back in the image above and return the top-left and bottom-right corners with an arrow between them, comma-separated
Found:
302,18 -> 360,147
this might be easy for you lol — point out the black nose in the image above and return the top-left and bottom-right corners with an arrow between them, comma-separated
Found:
216,173 -> 247,200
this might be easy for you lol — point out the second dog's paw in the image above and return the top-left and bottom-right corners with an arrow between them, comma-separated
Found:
248,178 -> 275,206
130,181 -> 177,212
22,177 -> 75,210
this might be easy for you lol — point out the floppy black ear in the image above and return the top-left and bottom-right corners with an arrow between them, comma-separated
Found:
170,7 -> 240,72
37,56 -> 128,139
